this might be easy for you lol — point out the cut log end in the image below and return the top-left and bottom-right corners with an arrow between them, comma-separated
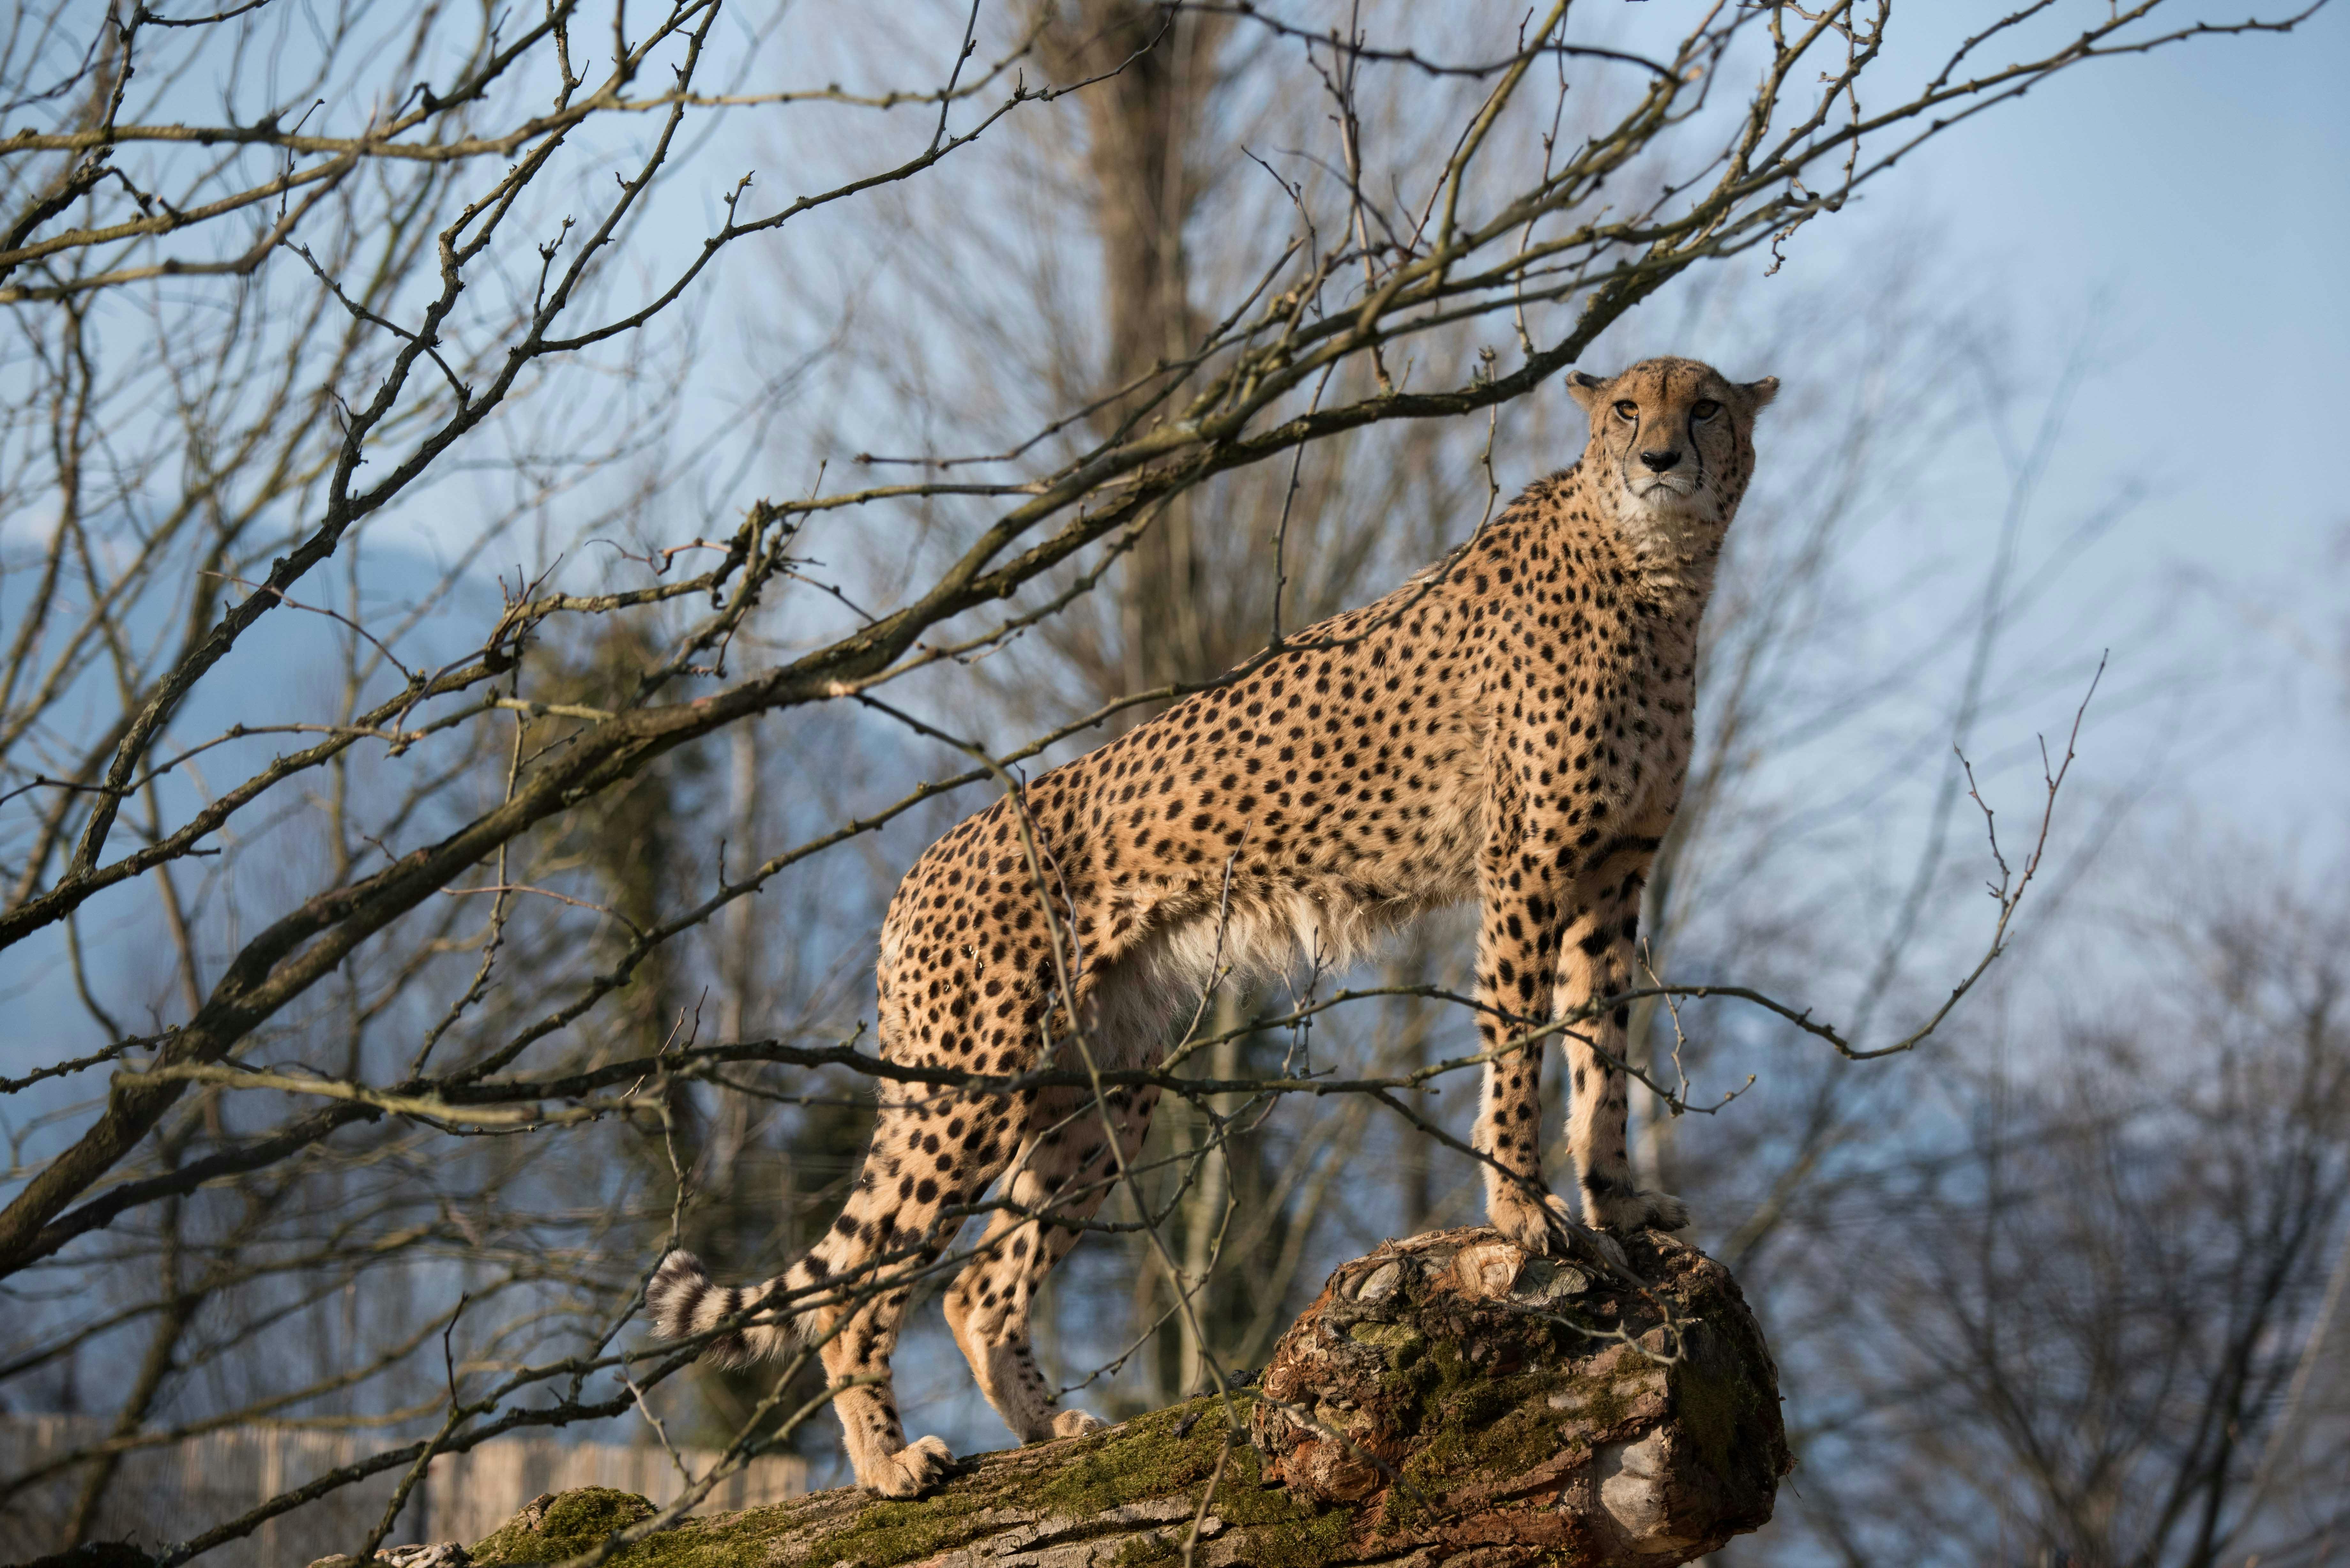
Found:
332,1227 -> 1790,1568
1248,1225 -> 1790,1564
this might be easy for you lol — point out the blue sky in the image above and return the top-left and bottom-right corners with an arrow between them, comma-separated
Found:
1817,2 -> 2350,856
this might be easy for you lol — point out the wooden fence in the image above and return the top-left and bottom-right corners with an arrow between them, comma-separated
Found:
0,1417 -> 806,1565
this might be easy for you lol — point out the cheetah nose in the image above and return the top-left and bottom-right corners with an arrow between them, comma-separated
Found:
1638,449 -> 1682,473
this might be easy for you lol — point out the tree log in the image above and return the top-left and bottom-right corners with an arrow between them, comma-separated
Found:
338,1228 -> 1790,1568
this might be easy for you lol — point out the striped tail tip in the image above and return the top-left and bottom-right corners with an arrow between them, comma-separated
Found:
644,1249 -> 759,1366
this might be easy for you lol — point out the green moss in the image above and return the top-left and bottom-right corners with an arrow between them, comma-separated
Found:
1193,1443 -> 1279,1522
459,1399 -> 1361,1568
1046,1406 -> 1357,1568
1348,1320 -> 1427,1382
1028,1398 -> 1237,1517
1190,1454 -> 1355,1568
1345,1321 -> 1421,1350
1380,1375 -> 1566,1536
1671,1328 -> 1774,1486
1361,1311 -> 1684,1537
1110,1533 -> 1188,1567
1546,1359 -> 1639,1433
1226,1504 -> 1354,1568
1361,1318 -> 1565,1534
791,1397 -> 1337,1568
779,1414 -> 1216,1568
1089,1486 -> 1352,1568
1027,1399 -> 1354,1568
790,1488 -> 998,1568
470,1488 -> 657,1564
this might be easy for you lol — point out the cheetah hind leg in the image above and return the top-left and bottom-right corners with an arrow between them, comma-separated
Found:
819,1323 -> 962,1498
943,1244 -> 1112,1445
944,1089 -> 1156,1444
643,1250 -> 957,1492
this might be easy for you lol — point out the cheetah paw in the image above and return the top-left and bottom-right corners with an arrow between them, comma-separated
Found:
1635,1189 -> 1692,1232
1592,1186 -> 1692,1235
1543,1193 -> 1634,1272
1488,1190 -> 1625,1270
1484,1188 -> 1560,1255
862,1435 -> 955,1498
1049,1409 -> 1108,1440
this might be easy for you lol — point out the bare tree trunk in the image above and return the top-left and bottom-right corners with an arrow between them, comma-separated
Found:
1038,0 -> 1233,708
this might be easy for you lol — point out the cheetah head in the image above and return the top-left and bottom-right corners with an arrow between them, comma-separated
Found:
1566,356 -> 1778,554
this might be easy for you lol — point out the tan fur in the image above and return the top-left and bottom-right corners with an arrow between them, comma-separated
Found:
647,354 -> 1777,1496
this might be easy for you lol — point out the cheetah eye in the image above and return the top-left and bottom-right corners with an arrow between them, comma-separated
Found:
1692,399 -> 1722,419
1612,400 -> 1639,420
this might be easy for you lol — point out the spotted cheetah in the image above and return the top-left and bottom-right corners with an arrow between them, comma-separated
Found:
648,356 -> 1777,1495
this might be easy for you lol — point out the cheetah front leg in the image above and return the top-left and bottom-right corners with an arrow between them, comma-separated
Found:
1469,832 -> 1585,1259
1558,857 -> 1689,1236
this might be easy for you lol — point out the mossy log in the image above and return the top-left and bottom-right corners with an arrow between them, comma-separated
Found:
344,1227 -> 1789,1568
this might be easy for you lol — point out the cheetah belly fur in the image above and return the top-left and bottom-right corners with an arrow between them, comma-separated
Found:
645,354 -> 1776,1495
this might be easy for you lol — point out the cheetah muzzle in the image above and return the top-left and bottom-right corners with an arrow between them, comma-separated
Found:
645,354 -> 1778,1495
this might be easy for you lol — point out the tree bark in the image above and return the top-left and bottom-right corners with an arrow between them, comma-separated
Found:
352,1227 -> 1787,1568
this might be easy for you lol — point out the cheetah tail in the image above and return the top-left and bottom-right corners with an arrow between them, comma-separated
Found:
644,1250 -> 817,1369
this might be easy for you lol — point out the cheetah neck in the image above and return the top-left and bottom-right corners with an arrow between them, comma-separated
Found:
1582,471 -> 1723,608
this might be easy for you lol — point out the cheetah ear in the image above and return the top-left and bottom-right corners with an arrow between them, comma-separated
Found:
1741,376 -> 1780,411
1565,370 -> 1610,412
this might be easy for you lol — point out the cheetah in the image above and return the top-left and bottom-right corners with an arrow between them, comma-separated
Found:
648,355 -> 1778,1496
